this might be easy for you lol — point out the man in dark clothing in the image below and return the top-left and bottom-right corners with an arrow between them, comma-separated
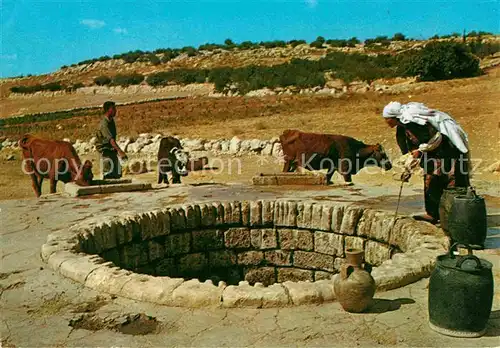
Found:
96,101 -> 128,179
383,102 -> 470,224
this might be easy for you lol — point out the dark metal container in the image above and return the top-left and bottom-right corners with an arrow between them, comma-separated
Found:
439,187 -> 468,234
447,187 -> 487,248
428,243 -> 494,337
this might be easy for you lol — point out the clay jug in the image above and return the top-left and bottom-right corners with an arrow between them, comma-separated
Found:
334,248 -> 376,313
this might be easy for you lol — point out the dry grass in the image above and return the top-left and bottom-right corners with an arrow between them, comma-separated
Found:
1,67 -> 499,201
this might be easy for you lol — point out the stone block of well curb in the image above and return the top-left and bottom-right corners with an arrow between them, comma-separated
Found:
331,205 -> 345,233
148,240 -> 165,262
59,254 -> 107,283
314,271 -> 334,281
209,250 -> 237,268
293,251 -> 335,272
93,221 -> 117,252
315,204 -> 332,231
192,230 -> 224,251
250,229 -> 278,250
139,212 -> 153,240
178,253 -> 209,274
339,206 -> 364,235
314,280 -> 336,302
200,203 -> 217,227
183,205 -> 201,230
278,229 -> 314,251
224,228 -> 251,248
262,200 -> 275,226
101,249 -> 120,265
85,267 -> 134,294
314,232 -> 344,256
297,202 -> 315,229
171,279 -> 224,307
344,236 -> 365,252
221,283 -> 263,308
211,202 -> 225,226
283,281 -> 323,305
165,234 -> 191,257
41,241 -> 76,262
365,240 -> 393,266
277,268 -> 313,282
372,263 -> 422,291
77,230 -> 98,254
112,219 -> 132,245
47,251 -> 79,271
119,273 -> 184,305
274,201 -> 298,227
170,208 -> 187,231
237,251 -> 265,266
244,267 -> 276,286
241,201 -> 251,226
147,211 -> 165,239
222,283 -> 289,308
223,201 -> 242,226
357,210 -> 394,242
250,201 -> 263,226
120,243 -> 149,269
388,218 -> 418,251
156,258 -> 177,276
264,250 -> 292,266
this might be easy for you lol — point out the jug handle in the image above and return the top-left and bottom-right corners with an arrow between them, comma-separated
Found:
341,265 -> 355,280
456,255 -> 483,270
449,243 -> 473,259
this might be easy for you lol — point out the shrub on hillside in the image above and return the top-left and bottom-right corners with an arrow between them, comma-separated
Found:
404,41 -> 481,81
468,41 -> 500,58
111,73 -> 144,86
94,75 -> 112,86
146,69 -> 207,86
392,33 -> 406,41
288,39 -> 306,47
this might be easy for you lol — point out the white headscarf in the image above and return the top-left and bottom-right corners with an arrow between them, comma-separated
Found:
382,101 -> 469,154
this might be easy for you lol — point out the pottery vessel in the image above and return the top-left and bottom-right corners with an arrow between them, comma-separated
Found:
333,248 -> 376,313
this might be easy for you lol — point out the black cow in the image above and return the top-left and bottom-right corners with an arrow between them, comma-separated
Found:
157,136 -> 189,184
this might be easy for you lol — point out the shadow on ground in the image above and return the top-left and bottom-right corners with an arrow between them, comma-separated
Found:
367,298 -> 416,314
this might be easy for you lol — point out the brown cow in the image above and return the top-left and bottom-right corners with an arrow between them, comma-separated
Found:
279,129 -> 392,184
19,134 -> 94,197
157,136 -> 189,184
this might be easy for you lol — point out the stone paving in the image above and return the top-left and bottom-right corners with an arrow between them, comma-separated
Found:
1,182 -> 500,347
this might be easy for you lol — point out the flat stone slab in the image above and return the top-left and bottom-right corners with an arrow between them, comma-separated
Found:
252,173 -> 327,186
65,180 -> 152,197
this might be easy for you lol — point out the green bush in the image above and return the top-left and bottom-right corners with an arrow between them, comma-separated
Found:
94,75 -> 112,86
468,41 -> 500,58
404,41 -> 481,81
392,33 -> 406,41
111,73 -> 144,86
288,40 -> 306,47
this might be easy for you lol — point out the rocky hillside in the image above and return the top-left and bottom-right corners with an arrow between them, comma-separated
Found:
2,34 -> 499,99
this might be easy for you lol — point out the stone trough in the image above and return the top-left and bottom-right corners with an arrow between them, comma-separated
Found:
64,179 -> 152,197
41,199 -> 449,308
252,173 -> 327,186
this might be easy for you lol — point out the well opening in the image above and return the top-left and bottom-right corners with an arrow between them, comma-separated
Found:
44,199 -> 448,307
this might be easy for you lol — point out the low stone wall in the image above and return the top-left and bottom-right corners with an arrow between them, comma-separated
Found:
41,199 -> 449,308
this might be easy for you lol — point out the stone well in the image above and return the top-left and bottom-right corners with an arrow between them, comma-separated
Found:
41,200 -> 449,308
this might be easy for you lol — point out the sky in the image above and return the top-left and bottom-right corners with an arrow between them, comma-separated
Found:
1,0 -> 499,77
